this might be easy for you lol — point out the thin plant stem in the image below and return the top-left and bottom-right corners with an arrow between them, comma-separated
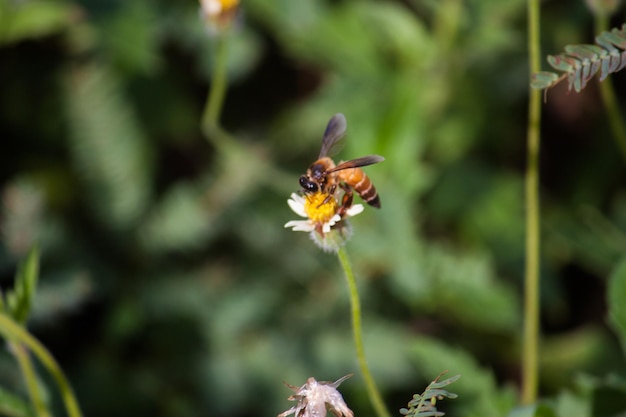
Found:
202,34 -> 229,138
595,15 -> 626,162
522,0 -> 542,405
336,246 -> 391,417
10,342 -> 51,417
0,314 -> 82,417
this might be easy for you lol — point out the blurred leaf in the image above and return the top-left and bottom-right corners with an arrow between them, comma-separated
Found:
0,0 -> 78,46
546,206 -> 626,275
248,0 -> 430,78
556,389 -> 591,417
508,404 -> 558,417
0,385 -> 35,417
138,182 -> 212,254
608,258 -> 626,354
6,246 -> 39,324
422,245 -> 520,331
539,328 -> 616,392
64,62 -> 153,232
99,1 -> 161,76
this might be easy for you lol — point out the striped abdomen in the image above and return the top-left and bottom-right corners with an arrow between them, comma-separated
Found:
337,168 -> 381,208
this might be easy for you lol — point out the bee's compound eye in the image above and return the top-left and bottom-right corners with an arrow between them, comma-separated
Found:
299,176 -> 318,192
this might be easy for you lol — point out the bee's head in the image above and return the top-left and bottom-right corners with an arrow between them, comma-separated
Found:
299,162 -> 328,193
299,175 -> 319,193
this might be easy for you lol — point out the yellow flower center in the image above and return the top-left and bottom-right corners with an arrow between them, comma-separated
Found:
220,0 -> 238,10
304,192 -> 338,224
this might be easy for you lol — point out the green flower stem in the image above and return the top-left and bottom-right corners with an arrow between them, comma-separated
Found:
595,16 -> 626,163
10,341 -> 51,417
522,0 -> 542,405
336,246 -> 391,417
0,314 -> 82,417
202,34 -> 229,138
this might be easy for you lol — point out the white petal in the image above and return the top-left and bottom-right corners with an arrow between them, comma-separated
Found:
345,204 -> 364,217
200,0 -> 222,15
285,220 -> 315,232
328,214 -> 341,227
287,196 -> 308,218
290,192 -> 305,204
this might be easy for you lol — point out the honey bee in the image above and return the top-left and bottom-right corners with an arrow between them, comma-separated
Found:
299,113 -> 384,217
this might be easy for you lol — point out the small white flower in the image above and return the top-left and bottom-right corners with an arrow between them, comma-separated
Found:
284,193 -> 363,235
278,375 -> 354,417
199,0 -> 240,35
284,193 -> 340,234
200,0 -> 222,16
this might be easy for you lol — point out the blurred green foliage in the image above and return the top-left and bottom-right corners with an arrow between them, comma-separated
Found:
1,0 -> 626,417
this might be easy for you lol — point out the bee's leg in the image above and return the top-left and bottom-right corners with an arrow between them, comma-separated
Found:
337,184 -> 353,218
319,184 -> 337,207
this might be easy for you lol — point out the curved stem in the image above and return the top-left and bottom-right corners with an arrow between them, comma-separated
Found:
202,34 -> 229,137
10,342 -> 51,417
598,69 -> 626,161
0,314 -> 82,417
522,0 -> 542,405
336,247 -> 391,417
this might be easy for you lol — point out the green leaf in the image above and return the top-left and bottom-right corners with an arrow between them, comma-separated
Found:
547,55 -> 577,72
531,71 -> 560,89
607,258 -> 626,354
430,374 -> 462,389
99,2 -> 162,76
555,389 -> 591,417
64,63 -> 153,233
564,44 -> 605,60
0,386 -> 36,417
6,246 -> 40,324
540,25 -> 626,93
0,0 -> 77,46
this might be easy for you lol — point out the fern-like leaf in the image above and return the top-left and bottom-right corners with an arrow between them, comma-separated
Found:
399,372 -> 460,417
64,63 -> 153,232
531,23 -> 626,93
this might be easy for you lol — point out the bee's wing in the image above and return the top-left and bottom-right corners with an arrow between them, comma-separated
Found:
318,113 -> 347,158
327,155 -> 385,173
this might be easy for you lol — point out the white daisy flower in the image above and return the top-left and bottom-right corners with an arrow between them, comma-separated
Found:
199,0 -> 239,34
284,192 -> 364,252
284,193 -> 363,234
